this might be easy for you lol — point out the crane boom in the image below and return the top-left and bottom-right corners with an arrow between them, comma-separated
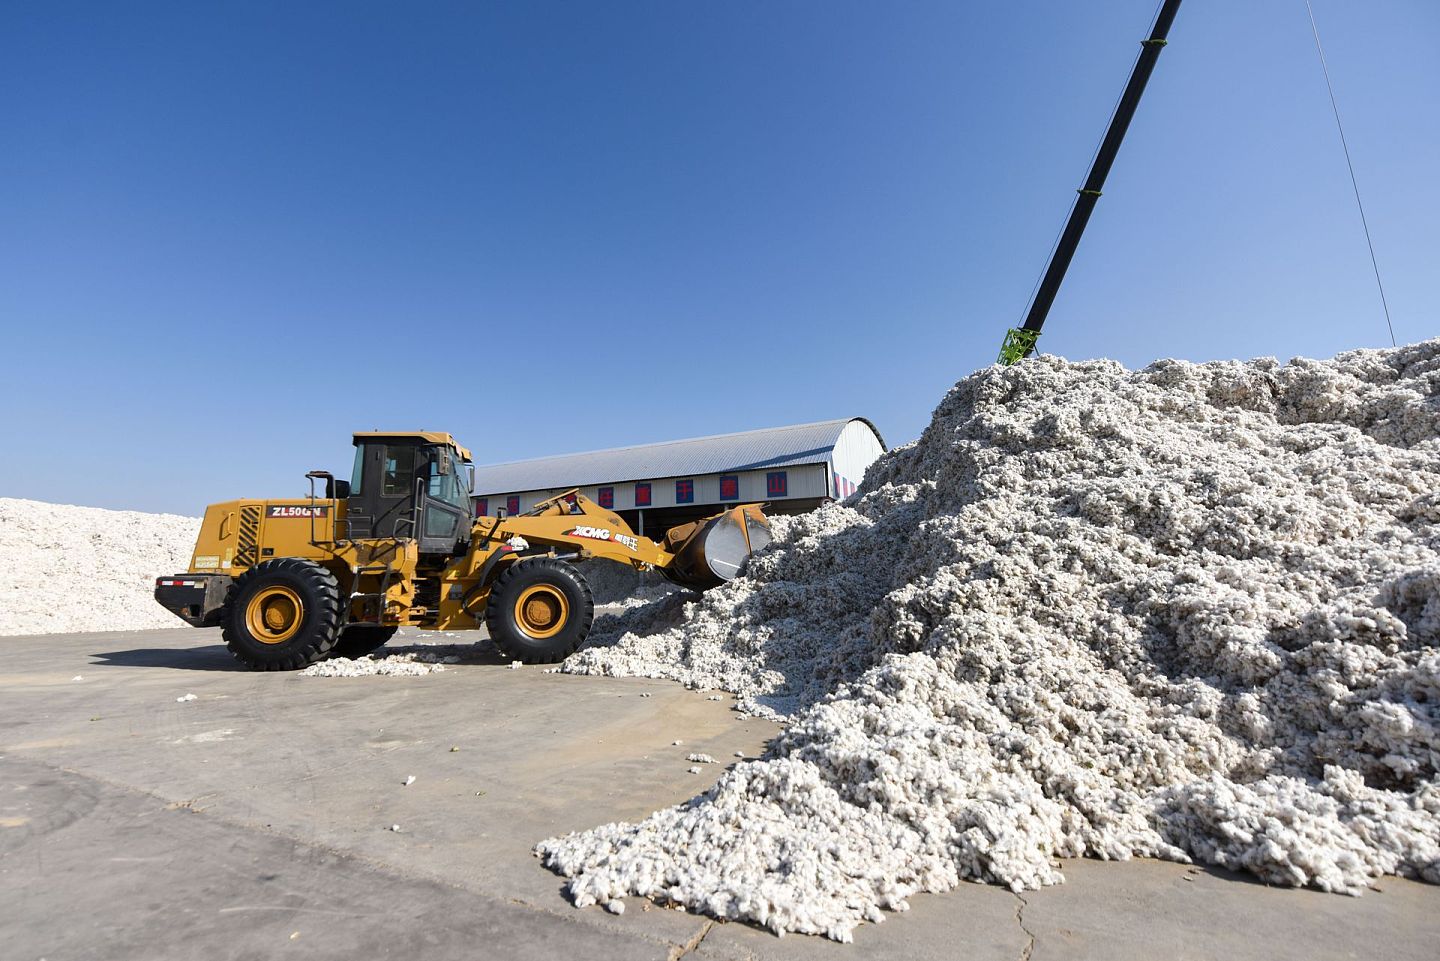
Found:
999,0 -> 1184,364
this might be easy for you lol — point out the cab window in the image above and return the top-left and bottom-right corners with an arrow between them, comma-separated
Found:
349,446 -> 365,496
424,449 -> 469,508
382,447 -> 416,497
424,506 -> 459,539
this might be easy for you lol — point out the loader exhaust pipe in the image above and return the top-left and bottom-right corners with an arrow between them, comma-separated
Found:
659,504 -> 772,591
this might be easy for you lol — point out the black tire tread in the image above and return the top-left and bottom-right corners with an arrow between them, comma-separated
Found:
219,557 -> 343,671
485,558 -> 594,664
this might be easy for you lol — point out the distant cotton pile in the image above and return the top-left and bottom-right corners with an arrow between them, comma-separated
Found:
0,498 -> 199,636
540,340 -> 1440,941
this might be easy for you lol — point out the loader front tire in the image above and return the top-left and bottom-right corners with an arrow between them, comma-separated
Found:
486,558 -> 593,664
220,558 -> 343,671
331,625 -> 398,659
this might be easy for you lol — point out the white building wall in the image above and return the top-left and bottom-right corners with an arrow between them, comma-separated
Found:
829,419 -> 886,498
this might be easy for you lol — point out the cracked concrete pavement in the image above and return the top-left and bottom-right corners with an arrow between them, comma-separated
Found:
1013,892 -> 1036,961
2,627 -> 1436,960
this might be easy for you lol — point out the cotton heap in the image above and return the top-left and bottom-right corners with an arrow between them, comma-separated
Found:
540,340 -> 1440,941
0,498 -> 199,636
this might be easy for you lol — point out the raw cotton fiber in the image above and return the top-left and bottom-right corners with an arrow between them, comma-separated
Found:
299,636 -> 483,676
576,559 -> 678,607
0,498 -> 199,636
540,341 -> 1440,941
299,650 -> 451,677
577,559 -> 647,604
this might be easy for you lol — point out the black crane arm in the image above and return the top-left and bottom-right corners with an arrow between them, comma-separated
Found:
999,0 -> 1183,364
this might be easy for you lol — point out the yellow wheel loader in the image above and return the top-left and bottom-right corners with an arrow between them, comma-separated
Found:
154,431 -> 770,671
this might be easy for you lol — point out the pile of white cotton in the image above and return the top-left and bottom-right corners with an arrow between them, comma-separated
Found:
0,498 -> 199,636
539,341 -> 1440,941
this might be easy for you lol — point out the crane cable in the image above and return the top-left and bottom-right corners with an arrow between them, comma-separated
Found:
1305,0 -> 1396,348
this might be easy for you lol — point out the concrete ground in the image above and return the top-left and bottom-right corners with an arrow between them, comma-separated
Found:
2,626 -> 1436,961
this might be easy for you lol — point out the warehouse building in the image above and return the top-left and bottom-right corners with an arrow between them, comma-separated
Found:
471,418 -> 886,536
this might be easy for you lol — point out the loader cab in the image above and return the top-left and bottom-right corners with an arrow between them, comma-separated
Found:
346,432 -> 475,556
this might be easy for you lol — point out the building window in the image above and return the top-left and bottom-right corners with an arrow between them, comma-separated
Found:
719,475 -> 739,501
675,479 -> 694,504
766,471 -> 788,497
634,482 -> 651,507
598,486 -> 614,509
506,495 -> 521,515
475,498 -> 488,517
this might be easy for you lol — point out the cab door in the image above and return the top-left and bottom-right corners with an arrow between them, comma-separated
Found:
416,447 -> 470,555
347,441 -> 422,541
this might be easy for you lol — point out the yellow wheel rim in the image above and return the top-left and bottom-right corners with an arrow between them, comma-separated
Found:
513,584 -> 569,639
245,585 -> 304,644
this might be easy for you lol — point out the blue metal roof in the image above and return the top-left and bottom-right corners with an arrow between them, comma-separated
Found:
472,418 -> 884,495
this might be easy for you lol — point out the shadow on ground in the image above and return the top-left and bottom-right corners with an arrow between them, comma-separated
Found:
90,644 -> 238,671
89,634 -> 511,672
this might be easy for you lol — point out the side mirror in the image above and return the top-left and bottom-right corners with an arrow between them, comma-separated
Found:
466,464 -> 475,493
437,449 -> 452,475
333,479 -> 351,499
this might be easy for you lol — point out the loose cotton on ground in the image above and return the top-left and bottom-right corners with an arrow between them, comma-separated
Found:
539,341 -> 1440,941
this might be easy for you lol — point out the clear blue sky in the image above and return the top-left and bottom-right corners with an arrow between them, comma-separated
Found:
2,1 -> 1435,514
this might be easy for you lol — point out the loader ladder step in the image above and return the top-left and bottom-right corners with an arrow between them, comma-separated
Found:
350,565 -> 398,622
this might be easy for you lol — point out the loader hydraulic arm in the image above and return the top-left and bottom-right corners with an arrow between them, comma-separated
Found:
471,492 -> 770,591
473,491 -> 673,569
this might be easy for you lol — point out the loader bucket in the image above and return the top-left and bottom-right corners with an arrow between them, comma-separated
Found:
661,504 -> 772,591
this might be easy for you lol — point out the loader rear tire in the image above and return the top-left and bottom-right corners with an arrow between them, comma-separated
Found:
220,558 -> 343,671
486,558 -> 593,664
331,625 -> 398,659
